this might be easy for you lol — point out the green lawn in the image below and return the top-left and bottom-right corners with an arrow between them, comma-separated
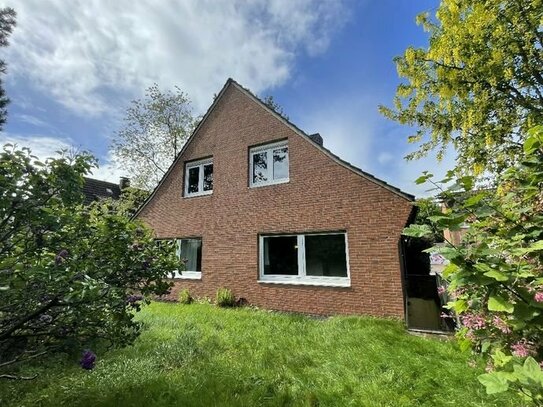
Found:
1,302 -> 519,406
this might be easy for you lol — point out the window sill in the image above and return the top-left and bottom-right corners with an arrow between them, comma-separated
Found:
171,271 -> 202,280
184,191 -> 213,198
258,277 -> 350,288
250,178 -> 289,189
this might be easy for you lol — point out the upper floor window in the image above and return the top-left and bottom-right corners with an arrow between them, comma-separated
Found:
249,140 -> 289,187
185,158 -> 213,197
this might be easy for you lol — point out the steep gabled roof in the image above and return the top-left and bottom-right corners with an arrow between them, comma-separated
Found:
134,78 -> 413,218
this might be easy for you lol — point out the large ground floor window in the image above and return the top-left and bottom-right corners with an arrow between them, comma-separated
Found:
259,232 -> 350,287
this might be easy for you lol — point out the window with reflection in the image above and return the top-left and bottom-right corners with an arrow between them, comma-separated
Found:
185,158 -> 213,197
250,141 -> 288,187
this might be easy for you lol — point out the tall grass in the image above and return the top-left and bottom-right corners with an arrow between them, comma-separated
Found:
1,302 -> 518,406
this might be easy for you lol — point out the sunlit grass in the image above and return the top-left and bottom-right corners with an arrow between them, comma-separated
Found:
1,302 -> 518,406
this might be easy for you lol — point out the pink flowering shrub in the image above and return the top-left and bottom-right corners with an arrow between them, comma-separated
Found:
404,126 -> 543,403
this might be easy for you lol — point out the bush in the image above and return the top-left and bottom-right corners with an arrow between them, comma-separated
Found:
215,288 -> 235,307
0,145 -> 178,379
178,289 -> 193,305
403,126 -> 543,403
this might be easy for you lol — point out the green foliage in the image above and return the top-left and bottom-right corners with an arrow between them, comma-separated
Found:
112,83 -> 197,190
178,288 -> 193,305
215,287 -> 235,307
110,186 -> 149,218
0,302 -> 518,406
262,95 -> 289,120
381,0 -> 543,175
409,126 -> 543,403
0,7 -> 16,131
0,145 -> 177,379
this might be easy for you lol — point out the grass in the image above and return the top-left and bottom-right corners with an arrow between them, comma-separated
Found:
1,302 -> 519,407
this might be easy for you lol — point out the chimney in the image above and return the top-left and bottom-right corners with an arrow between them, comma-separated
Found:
119,177 -> 130,190
308,133 -> 323,146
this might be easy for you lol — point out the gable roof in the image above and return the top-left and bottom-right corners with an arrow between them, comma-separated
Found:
83,177 -> 122,205
134,78 -> 414,218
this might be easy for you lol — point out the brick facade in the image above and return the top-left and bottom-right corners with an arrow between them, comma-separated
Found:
136,80 -> 415,318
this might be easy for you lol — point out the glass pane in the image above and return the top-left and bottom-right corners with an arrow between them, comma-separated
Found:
203,163 -> 213,191
273,147 -> 288,180
305,234 -> 347,277
252,151 -> 268,183
263,236 -> 298,275
187,166 -> 199,194
179,239 -> 202,272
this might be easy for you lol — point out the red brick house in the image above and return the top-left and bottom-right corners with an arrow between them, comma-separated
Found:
135,79 -> 415,318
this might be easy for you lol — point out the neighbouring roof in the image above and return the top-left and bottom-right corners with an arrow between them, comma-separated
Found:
82,177 -> 121,205
134,78 -> 414,218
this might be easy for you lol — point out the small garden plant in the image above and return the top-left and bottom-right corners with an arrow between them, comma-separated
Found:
215,287 -> 235,307
178,288 -> 193,305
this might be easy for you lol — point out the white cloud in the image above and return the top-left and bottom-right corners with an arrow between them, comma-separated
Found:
0,133 -> 73,159
0,133 -> 125,183
299,94 -> 376,169
384,148 -> 457,198
88,152 -> 126,183
377,152 -> 394,165
6,0 -> 348,116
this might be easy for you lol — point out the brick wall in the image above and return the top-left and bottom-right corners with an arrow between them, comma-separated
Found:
137,83 -> 414,318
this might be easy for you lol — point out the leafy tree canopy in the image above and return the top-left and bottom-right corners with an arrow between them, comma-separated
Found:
112,84 -> 196,190
381,0 -> 543,176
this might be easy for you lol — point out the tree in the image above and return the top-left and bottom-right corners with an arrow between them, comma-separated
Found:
0,8 -> 16,131
386,1 -> 543,402
0,145 -> 178,379
112,84 -> 196,190
110,186 -> 150,219
380,0 -> 543,176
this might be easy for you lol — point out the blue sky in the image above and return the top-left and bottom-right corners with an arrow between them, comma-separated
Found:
2,0 -> 452,195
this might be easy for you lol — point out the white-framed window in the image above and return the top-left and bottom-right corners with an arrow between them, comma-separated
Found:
173,238 -> 202,279
258,232 -> 350,287
249,140 -> 289,187
185,158 -> 213,197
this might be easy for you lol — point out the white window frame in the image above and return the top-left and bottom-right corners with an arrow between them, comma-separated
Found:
172,238 -> 202,280
258,232 -> 351,287
249,140 -> 289,188
184,157 -> 213,198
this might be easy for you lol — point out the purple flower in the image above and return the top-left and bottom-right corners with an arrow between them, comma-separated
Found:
461,313 -> 486,330
510,340 -> 535,358
127,294 -> 143,304
79,350 -> 96,370
55,249 -> 69,266
534,292 -> 543,303
492,316 -> 511,334
437,286 -> 446,295
126,294 -> 144,309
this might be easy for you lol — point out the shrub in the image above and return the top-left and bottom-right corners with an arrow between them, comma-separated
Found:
215,288 -> 235,307
0,145 -> 177,379
403,126 -> 543,403
178,289 -> 193,305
